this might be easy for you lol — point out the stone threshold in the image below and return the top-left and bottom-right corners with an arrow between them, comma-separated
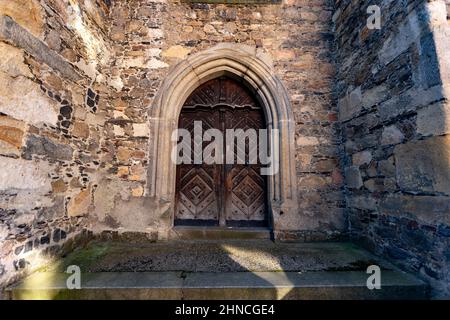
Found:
169,226 -> 273,240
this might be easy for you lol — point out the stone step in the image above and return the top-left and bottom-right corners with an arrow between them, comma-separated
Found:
169,226 -> 272,240
6,270 -> 427,300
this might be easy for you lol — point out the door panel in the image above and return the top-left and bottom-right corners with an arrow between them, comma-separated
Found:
175,107 -> 222,225
223,107 -> 267,226
226,165 -> 266,224
176,165 -> 220,223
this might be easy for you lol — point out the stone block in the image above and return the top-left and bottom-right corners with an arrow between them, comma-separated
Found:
296,136 -> 319,146
417,102 -> 450,136
67,187 -> 91,217
362,85 -> 389,109
274,49 -> 295,61
113,125 -> 125,137
366,161 -> 378,177
131,150 -> 146,159
331,168 -> 344,186
313,159 -> 337,173
117,147 -> 132,162
380,194 -> 450,225
0,115 -> 26,156
132,186 -> 144,197
364,179 -> 384,193
339,87 -> 362,122
23,134 -> 73,161
51,179 -> 67,194
72,122 -> 90,139
123,56 -> 168,69
0,156 -> 51,191
45,29 -> 61,51
297,174 -> 330,190
144,28 -> 164,40
162,45 -> 191,60
45,74 -> 63,92
0,72 -> 59,126
394,135 -> 450,194
347,195 -> 377,211
0,0 -> 44,37
344,166 -> 363,189
0,42 -> 33,78
381,125 -> 405,145
110,26 -> 126,41
43,196 -> 65,220
383,178 -> 398,192
352,150 -> 372,166
117,166 -> 129,178
378,157 -> 396,177
132,123 -> 149,137
203,24 -> 216,34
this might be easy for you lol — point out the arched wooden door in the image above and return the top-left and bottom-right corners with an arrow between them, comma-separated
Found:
174,77 -> 268,227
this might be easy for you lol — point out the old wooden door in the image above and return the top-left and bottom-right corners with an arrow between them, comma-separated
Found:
174,77 -> 268,227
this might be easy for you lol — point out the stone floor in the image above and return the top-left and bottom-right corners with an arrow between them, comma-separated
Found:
52,240 -> 392,273
6,240 -> 428,300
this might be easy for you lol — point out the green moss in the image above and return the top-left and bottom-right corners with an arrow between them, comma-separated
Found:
53,242 -> 112,272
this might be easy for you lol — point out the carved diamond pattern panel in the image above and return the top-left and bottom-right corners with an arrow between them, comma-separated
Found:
182,175 -> 212,206
176,166 -> 219,220
227,166 -> 266,221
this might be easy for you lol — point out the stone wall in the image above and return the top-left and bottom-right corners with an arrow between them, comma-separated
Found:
0,0 -> 112,288
334,0 -> 450,297
98,0 -> 345,240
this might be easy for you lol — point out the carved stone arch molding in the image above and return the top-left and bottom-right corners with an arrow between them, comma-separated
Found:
148,43 -> 298,238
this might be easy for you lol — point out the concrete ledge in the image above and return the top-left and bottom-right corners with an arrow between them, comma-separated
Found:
6,270 -> 428,300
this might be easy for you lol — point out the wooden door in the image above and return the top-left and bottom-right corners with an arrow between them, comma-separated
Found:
174,78 -> 267,227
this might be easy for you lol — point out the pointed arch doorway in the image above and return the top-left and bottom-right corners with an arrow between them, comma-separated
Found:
147,44 -> 298,239
175,77 -> 268,227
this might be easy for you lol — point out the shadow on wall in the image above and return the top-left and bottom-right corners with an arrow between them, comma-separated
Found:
336,0 -> 450,298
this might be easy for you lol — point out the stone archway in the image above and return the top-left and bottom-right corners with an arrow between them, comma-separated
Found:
147,43 -> 298,238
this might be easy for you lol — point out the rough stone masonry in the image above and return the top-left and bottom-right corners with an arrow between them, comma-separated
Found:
0,0 -> 448,298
